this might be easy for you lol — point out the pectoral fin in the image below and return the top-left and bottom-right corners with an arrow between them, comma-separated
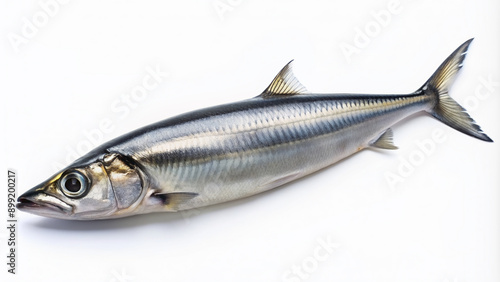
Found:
152,192 -> 199,210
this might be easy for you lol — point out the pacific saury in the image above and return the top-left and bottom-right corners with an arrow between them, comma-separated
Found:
17,39 -> 492,220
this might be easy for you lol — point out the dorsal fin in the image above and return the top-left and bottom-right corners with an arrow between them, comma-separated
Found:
259,60 -> 308,98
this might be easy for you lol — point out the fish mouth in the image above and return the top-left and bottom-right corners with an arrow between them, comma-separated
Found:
17,189 -> 73,218
17,197 -> 65,212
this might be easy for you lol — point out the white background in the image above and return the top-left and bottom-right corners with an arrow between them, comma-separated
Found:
1,0 -> 499,281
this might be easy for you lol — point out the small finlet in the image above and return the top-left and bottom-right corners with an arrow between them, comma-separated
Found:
152,192 -> 198,211
259,60 -> 308,98
370,128 -> 398,150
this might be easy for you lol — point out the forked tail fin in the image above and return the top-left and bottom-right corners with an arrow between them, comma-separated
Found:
420,38 -> 492,142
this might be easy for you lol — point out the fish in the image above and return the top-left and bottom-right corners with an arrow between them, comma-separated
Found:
17,39 -> 492,220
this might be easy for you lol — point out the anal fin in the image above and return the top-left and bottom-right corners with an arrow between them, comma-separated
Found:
369,128 -> 398,150
263,172 -> 301,190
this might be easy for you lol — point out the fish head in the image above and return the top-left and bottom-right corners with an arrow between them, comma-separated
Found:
17,153 -> 145,220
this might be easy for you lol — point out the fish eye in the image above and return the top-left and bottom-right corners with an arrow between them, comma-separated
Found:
59,171 -> 89,198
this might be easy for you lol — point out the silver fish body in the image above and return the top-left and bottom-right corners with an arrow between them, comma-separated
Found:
17,39 -> 492,220
106,93 -> 426,213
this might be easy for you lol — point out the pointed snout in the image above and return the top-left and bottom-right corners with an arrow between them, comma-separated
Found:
17,186 -> 73,218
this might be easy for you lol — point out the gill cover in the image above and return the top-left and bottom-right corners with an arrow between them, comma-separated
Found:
102,153 -> 143,210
